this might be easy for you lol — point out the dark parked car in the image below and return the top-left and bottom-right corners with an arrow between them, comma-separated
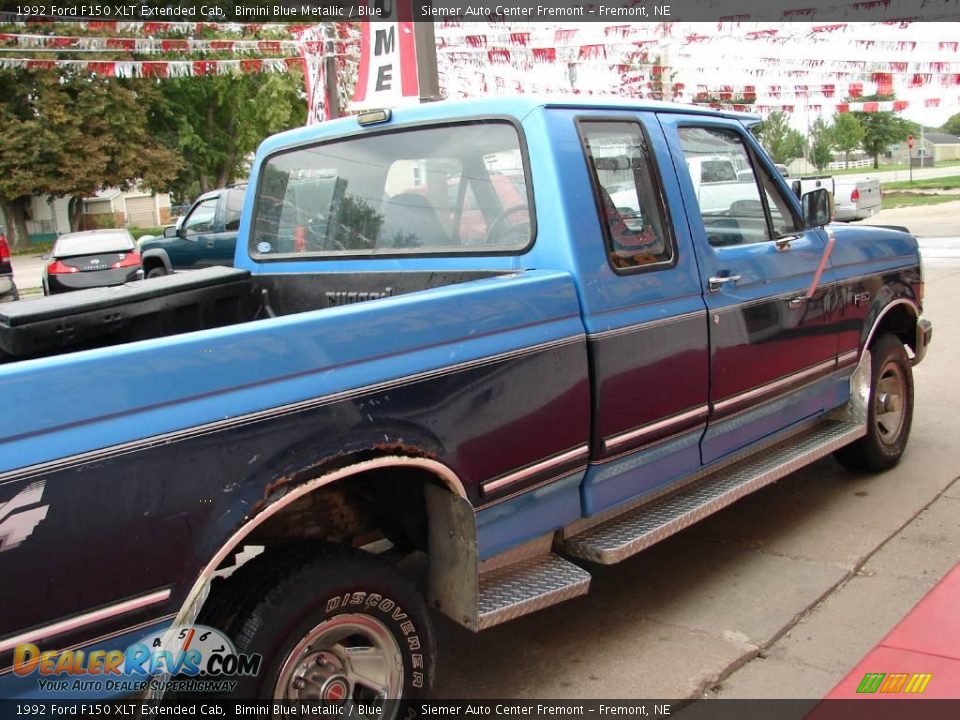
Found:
0,224 -> 19,303
140,185 -> 245,277
42,229 -> 142,295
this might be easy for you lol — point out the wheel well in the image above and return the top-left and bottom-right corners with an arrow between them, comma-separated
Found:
176,457 -> 475,637
142,255 -> 165,271
869,302 -> 917,354
236,466 -> 446,561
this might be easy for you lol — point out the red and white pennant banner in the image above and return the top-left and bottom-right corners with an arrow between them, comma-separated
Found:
0,14 -> 301,34
0,56 -> 305,77
0,32 -> 301,54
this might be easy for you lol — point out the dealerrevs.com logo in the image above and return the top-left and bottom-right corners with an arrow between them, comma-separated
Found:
13,625 -> 261,694
856,672 -> 933,694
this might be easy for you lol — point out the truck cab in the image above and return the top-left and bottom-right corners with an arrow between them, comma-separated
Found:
140,185 -> 246,277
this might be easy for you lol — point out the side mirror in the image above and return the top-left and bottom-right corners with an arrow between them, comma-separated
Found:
163,225 -> 180,238
802,188 -> 832,229
41,253 -> 51,261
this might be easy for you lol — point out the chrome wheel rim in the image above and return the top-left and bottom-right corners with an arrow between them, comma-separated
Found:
274,613 -> 403,704
874,361 -> 906,446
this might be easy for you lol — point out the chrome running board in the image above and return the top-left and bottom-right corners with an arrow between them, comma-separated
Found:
477,553 -> 590,630
565,418 -> 866,564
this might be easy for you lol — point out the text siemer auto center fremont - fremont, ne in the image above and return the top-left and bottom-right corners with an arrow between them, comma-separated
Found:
421,4 -> 671,18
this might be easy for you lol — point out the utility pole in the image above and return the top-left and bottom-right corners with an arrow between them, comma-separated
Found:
920,124 -> 925,169
324,22 -> 340,120
908,134 -> 914,183
414,3 -> 440,101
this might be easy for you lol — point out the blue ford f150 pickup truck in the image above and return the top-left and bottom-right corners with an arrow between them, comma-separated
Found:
0,97 -> 932,706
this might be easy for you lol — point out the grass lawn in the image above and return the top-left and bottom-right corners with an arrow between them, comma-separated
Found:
882,176 -> 960,191
13,242 -> 53,256
881,192 -> 959,209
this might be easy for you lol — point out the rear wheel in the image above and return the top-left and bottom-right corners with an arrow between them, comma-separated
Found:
198,544 -> 434,713
835,333 -> 914,471
146,266 -> 167,279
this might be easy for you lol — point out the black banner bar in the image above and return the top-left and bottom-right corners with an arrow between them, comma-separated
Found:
2,700 -> 960,720
0,0 -> 958,23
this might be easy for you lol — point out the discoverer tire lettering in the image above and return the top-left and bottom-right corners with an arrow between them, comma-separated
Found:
196,543 -> 434,713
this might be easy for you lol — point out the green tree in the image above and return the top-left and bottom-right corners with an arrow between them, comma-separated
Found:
754,112 -> 805,164
150,72 -> 307,202
831,112 -> 865,168
808,117 -> 835,171
942,113 -> 960,136
0,70 -> 180,249
853,103 -> 916,169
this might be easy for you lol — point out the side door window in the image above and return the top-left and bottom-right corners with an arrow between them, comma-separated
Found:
182,197 -> 219,236
580,121 -> 674,270
678,127 -> 800,247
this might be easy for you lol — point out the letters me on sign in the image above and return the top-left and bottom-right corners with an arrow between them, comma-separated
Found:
353,20 -> 420,109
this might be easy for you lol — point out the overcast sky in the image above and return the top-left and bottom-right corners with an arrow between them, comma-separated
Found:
434,21 -> 960,129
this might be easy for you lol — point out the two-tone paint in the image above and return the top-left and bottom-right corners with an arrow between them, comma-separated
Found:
0,97 -> 927,697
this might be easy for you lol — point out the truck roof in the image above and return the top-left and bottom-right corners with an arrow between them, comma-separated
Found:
258,96 -> 761,156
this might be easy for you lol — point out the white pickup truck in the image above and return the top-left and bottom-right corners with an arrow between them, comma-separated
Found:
834,176 -> 883,221
790,174 -> 882,221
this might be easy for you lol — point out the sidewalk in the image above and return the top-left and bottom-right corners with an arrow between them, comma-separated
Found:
824,560 -> 960,699
704,474 -> 960,701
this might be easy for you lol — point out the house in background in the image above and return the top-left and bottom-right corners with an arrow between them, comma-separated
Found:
921,133 -> 960,164
24,187 -> 172,243
81,187 -> 172,230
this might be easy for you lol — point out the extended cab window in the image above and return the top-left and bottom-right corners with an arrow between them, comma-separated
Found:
223,188 -> 245,232
580,121 -> 673,270
251,122 -> 532,257
678,127 -> 800,247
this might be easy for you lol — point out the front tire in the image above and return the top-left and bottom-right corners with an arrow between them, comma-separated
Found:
146,266 -> 167,279
198,544 -> 434,711
835,333 -> 914,471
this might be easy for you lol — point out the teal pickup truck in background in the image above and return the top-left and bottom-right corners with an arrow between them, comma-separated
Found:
140,185 -> 246,277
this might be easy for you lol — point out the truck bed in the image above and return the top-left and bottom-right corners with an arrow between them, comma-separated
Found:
0,266 -> 505,363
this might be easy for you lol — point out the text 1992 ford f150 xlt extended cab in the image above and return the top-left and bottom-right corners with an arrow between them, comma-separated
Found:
0,97 -> 932,706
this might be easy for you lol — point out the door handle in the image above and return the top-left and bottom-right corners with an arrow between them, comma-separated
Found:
775,234 -> 801,252
708,274 -> 742,292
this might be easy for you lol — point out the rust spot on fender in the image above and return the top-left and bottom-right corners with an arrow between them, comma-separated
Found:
246,442 -> 439,519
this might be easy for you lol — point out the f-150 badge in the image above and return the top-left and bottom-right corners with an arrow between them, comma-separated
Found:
0,481 -> 49,553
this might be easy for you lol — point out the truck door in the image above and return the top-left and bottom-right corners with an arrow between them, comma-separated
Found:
552,113 -> 709,516
659,116 -> 838,464
176,195 -> 220,269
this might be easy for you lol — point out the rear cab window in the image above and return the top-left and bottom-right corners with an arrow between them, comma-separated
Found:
250,121 -> 533,259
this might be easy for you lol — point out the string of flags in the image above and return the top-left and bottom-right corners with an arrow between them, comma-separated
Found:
0,32 -> 304,54
0,56 -> 305,77
1,16 -> 958,116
